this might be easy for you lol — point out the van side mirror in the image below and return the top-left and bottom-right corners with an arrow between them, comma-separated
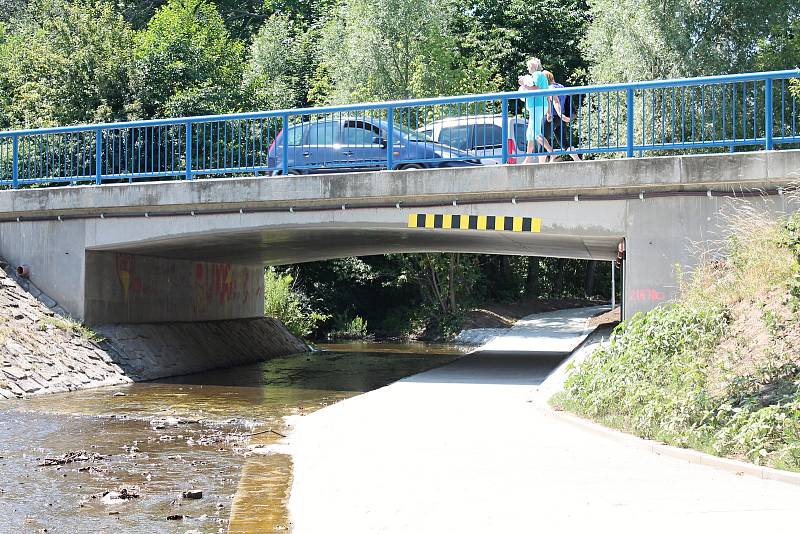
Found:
373,136 -> 388,148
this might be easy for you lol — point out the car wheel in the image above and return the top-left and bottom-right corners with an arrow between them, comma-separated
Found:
397,163 -> 424,170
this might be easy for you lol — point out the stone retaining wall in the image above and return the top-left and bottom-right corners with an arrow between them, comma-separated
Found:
95,318 -> 309,382
0,259 -> 308,399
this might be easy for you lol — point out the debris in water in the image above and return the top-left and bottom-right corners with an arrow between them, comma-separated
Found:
166,514 -> 184,520
39,451 -> 106,466
182,489 -> 203,499
100,487 -> 140,504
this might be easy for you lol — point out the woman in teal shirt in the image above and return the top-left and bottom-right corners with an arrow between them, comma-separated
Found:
518,57 -> 549,164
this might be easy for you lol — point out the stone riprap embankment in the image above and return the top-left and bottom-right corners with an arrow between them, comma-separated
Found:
0,263 -> 131,398
0,258 -> 309,398
95,318 -> 309,382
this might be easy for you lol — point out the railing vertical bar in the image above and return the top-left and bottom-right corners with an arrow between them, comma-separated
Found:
753,81 -> 757,141
732,83 -> 737,143
700,85 -> 705,143
615,91 -> 619,147
671,87 -> 676,145
681,86 -> 685,144
640,90 -> 645,154
765,78 -> 773,150
185,122 -> 193,180
660,88 -> 665,145
626,88 -> 634,157
781,79 -> 785,139
501,98 -> 509,164
93,129 -> 100,184
690,86 -> 695,144
742,82 -> 747,140
713,84 -> 717,143
11,134 -> 18,189
650,89 -> 655,148
386,106 -> 394,170
281,114 -> 289,175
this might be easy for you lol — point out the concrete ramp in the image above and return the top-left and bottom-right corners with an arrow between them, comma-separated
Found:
476,305 -> 609,353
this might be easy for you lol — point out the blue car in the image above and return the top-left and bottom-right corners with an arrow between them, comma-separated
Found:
268,117 -> 481,174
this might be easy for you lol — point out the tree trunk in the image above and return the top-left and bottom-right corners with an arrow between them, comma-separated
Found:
554,258 -> 568,296
583,260 -> 597,298
525,257 -> 539,298
448,254 -> 457,312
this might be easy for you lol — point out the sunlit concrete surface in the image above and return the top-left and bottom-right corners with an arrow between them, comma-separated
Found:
478,305 -> 607,353
287,309 -> 800,533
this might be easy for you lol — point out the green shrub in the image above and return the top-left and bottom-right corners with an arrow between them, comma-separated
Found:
555,211 -> 800,471
563,304 -> 726,439
264,268 -> 328,339
329,315 -> 369,340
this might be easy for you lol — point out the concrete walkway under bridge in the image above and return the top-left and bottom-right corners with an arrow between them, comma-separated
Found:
285,307 -> 800,533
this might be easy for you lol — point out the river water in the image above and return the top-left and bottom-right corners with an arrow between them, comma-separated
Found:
0,342 -> 464,533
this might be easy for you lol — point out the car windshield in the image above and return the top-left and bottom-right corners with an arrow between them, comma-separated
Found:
392,124 -> 433,142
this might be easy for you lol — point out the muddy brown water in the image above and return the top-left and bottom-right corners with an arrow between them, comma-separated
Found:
0,343 -> 464,533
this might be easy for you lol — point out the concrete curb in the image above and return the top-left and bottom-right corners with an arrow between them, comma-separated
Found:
541,404 -> 800,486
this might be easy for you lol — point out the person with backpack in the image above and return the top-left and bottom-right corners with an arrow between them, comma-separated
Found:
541,71 -> 581,162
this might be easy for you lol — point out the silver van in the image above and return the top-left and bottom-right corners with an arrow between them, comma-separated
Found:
417,115 -> 528,164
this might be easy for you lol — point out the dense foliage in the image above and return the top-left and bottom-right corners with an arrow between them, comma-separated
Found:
555,212 -> 800,470
264,267 -> 328,338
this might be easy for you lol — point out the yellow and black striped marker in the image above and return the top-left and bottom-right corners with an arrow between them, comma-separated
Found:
407,213 -> 541,233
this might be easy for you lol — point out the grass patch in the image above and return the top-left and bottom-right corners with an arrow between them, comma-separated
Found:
555,207 -> 800,471
38,316 -> 105,343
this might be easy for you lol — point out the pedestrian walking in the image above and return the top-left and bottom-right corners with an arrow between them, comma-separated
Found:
518,57 -> 549,164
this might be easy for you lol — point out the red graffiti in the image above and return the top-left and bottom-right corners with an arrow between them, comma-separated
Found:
192,262 -> 259,315
212,264 -> 235,305
116,253 -> 144,302
629,288 -> 666,302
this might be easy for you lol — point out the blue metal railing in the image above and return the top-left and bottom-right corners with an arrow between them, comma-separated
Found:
0,70 -> 798,188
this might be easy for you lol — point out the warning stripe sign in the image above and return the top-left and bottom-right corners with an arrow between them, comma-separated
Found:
407,213 -> 541,233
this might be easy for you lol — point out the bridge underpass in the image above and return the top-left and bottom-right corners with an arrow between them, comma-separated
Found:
0,148 -> 797,326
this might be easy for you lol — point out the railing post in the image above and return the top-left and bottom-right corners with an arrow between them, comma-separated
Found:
386,107 -> 394,170
11,134 -> 19,190
95,129 -> 103,185
501,98 -> 509,164
185,122 -> 193,180
765,78 -> 773,151
281,114 -> 289,175
626,88 -> 634,157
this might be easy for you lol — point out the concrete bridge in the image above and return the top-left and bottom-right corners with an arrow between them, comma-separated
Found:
0,149 -> 797,325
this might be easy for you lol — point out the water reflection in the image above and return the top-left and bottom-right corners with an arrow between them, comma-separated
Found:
0,345 -> 463,533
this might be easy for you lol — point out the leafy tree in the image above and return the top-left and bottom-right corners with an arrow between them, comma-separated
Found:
0,0 -> 27,22
452,0 -> 591,89
244,13 -> 314,110
316,0 -> 487,102
0,0 -> 133,128
129,0 -> 245,118
583,0 -> 800,82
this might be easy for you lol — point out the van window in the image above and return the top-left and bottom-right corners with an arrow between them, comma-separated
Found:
473,124 -> 503,149
286,125 -> 305,146
307,121 -> 339,145
341,121 -> 381,145
438,125 -> 472,150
